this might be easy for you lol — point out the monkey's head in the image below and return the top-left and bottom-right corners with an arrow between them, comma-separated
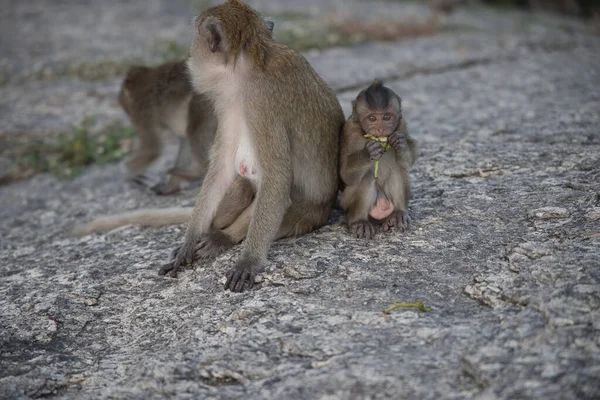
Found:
188,0 -> 275,90
353,80 -> 402,138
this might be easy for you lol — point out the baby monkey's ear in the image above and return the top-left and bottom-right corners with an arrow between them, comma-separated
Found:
350,100 -> 359,120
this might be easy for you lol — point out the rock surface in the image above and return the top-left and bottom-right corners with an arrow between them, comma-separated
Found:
1,1 -> 599,399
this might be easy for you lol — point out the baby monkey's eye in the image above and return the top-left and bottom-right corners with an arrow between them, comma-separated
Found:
383,115 -> 391,121
368,116 -> 376,122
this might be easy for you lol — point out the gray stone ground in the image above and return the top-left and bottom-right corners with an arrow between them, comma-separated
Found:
1,1 -> 599,399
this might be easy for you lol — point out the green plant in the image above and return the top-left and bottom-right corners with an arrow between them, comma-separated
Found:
20,118 -> 136,179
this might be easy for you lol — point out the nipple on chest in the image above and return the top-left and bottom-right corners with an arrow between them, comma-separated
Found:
239,162 -> 257,177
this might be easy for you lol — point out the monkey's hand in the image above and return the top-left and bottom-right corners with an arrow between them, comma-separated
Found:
365,140 -> 385,161
388,130 -> 408,153
225,258 -> 258,292
158,241 -> 196,278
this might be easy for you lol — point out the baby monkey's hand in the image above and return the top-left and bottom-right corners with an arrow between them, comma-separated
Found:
388,130 -> 407,152
365,140 -> 385,161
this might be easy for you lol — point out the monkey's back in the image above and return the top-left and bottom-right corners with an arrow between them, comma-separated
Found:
253,45 -> 345,205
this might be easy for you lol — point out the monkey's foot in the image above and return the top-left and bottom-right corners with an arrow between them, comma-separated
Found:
129,173 -> 180,195
225,259 -> 257,292
351,220 -> 376,239
195,231 -> 234,260
383,211 -> 411,232
125,152 -> 159,174
151,179 -> 181,195
398,211 -> 411,231
129,173 -> 154,188
158,241 -> 196,278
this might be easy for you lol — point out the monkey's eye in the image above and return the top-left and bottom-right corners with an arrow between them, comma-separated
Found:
383,115 -> 391,121
368,116 -> 377,122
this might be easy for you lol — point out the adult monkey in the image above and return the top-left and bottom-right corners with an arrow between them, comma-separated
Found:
158,0 -> 345,292
120,20 -> 275,195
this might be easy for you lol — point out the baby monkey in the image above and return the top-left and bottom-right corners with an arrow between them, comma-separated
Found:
340,80 -> 418,239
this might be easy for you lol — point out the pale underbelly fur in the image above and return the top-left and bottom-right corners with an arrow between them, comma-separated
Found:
228,114 -> 260,183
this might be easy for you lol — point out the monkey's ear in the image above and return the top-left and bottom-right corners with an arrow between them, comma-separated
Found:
207,23 -> 222,53
350,100 -> 359,120
264,19 -> 275,38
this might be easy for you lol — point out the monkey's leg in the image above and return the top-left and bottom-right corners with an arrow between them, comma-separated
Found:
212,176 -> 255,230
151,136 -> 191,195
167,124 -> 216,184
195,201 -> 255,260
275,200 -> 332,240
159,175 -> 252,277
126,120 -> 162,178
340,179 -> 378,239
193,177 -> 255,260
159,140 -> 237,277
382,168 -> 411,232
224,170 -> 294,292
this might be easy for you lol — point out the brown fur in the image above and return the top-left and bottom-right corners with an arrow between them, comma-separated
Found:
340,83 -> 418,239
71,208 -> 193,237
160,0 -> 345,291
71,15 -> 278,236
119,59 -> 217,195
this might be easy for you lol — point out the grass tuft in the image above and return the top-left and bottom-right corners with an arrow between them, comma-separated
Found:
18,118 -> 136,180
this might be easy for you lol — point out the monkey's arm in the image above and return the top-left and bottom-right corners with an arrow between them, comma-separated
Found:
391,120 -> 419,168
225,120 -> 292,292
340,122 -> 373,186
165,135 -> 236,274
404,135 -> 419,167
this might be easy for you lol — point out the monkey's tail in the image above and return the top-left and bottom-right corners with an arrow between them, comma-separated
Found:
71,207 -> 193,237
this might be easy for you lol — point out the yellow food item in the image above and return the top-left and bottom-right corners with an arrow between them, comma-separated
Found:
364,134 -> 392,178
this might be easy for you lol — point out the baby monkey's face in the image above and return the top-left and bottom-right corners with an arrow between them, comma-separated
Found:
359,107 -> 401,138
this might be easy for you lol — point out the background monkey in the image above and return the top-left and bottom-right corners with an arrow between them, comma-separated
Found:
339,80 -> 418,239
72,2 -> 342,293
119,59 -> 217,195
120,18 -> 275,194
158,0 -> 346,292
71,15 -> 278,233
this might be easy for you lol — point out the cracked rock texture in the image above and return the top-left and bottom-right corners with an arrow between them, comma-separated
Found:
1,1 -> 599,399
